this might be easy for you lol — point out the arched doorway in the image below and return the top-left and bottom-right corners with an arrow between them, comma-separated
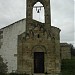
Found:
32,45 -> 46,73
34,52 -> 44,73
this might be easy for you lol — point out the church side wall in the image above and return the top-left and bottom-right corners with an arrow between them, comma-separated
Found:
0,19 -> 26,73
60,44 -> 71,59
51,27 -> 61,73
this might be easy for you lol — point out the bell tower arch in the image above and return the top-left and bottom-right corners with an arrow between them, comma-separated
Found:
26,0 -> 51,33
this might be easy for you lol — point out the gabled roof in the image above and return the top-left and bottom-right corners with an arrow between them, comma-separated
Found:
0,18 -> 26,30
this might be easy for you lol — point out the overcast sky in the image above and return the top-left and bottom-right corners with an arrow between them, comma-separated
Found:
0,0 -> 74,46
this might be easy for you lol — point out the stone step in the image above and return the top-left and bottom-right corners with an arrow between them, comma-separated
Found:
33,74 -> 59,75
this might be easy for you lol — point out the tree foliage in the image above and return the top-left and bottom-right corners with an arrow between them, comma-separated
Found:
61,59 -> 75,75
68,44 -> 75,56
0,55 -> 8,73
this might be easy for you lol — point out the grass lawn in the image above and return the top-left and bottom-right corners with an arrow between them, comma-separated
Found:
61,59 -> 75,75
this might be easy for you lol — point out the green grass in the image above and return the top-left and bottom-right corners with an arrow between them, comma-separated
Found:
61,59 -> 75,75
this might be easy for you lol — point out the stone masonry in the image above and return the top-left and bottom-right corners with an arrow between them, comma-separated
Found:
60,43 -> 71,59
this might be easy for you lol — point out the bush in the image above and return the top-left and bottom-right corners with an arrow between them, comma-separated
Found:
0,55 -> 8,73
0,72 -> 7,75
61,59 -> 75,75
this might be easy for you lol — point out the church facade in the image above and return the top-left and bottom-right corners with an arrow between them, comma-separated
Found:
17,0 -> 61,75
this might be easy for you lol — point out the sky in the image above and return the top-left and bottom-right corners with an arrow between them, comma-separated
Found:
0,0 -> 75,46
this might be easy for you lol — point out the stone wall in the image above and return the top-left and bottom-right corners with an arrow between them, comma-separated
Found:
60,43 -> 71,59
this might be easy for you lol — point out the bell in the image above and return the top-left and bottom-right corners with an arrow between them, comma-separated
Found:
37,9 -> 40,13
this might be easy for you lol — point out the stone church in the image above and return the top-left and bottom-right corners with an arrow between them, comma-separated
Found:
0,0 -> 71,74
17,0 -> 61,75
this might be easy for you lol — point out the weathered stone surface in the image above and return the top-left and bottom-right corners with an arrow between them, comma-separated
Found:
60,43 -> 71,59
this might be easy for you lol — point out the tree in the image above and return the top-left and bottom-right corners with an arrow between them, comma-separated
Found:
0,55 -> 8,73
70,44 -> 75,56
61,59 -> 75,75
